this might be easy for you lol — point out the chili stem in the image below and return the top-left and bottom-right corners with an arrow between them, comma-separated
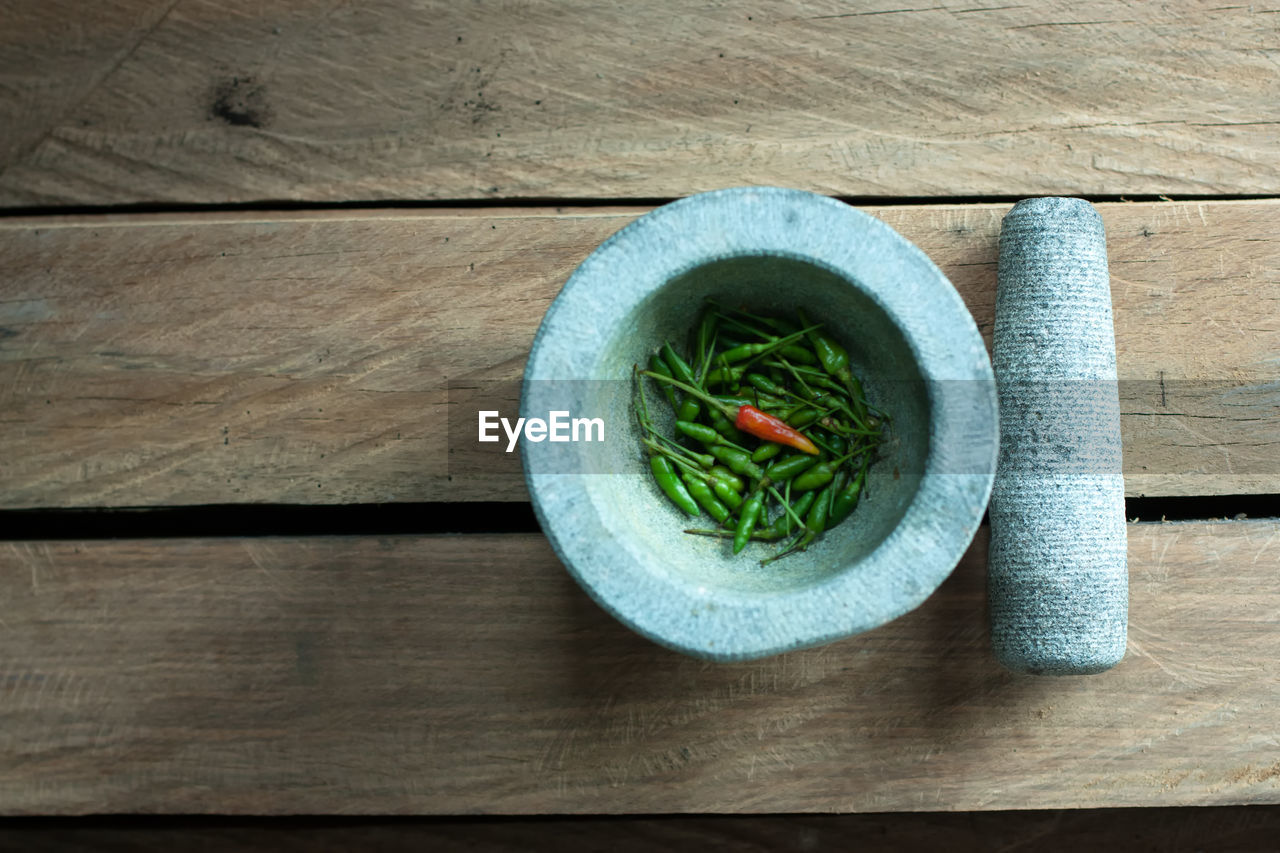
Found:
695,329 -> 719,385
714,312 -> 775,342
773,354 -> 822,400
641,371 -> 737,419
734,325 -> 823,374
633,364 -> 655,429
642,438 -> 707,476
766,485 -> 809,532
708,301 -> 800,338
683,527 -> 781,542
759,531 -> 812,565
642,330 -> 817,421
808,432 -> 842,456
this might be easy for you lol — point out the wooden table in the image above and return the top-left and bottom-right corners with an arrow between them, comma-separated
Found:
2,0 -> 1278,826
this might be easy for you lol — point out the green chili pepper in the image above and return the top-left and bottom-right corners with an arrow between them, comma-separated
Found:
763,490 -> 816,538
673,419 -> 718,446
650,456 -> 699,517
790,461 -> 837,492
668,461 -> 742,510
661,343 -> 702,421
746,373 -> 786,396
823,469 -> 848,522
816,430 -> 848,456
762,453 -> 821,486
760,483 -> 834,565
682,472 -> 731,523
786,407 -> 823,429
796,309 -> 849,377
778,344 -> 818,365
710,446 -> 764,480
661,342 -> 698,386
751,442 -> 782,464
828,463 -> 867,526
710,478 -> 743,510
847,377 -> 871,422
804,390 -> 843,409
707,407 -> 747,443
691,448 -> 717,468
709,465 -> 744,492
676,396 -> 700,423
733,490 -> 766,554
791,449 -> 862,492
705,365 -> 746,386
711,326 -> 817,365
674,419 -> 743,449
717,393 -> 787,410
717,342 -> 767,364
797,308 -> 868,421
647,355 -> 680,411
807,482 -> 834,535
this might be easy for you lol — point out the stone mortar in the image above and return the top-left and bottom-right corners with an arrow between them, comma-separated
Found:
523,187 -> 998,661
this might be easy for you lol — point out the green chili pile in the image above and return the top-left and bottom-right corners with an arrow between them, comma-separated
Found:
634,300 -> 887,564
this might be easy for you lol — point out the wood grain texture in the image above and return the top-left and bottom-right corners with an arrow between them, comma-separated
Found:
0,521 -> 1276,814
1,200 -> 1276,507
5,808 -> 1280,853
2,1 -> 1280,204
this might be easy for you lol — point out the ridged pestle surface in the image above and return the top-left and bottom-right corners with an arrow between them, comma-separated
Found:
990,197 -> 1128,675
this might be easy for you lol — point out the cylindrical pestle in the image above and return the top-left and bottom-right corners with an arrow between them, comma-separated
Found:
989,197 -> 1128,675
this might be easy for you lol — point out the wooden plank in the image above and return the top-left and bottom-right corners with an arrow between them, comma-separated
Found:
1,200 -> 1277,508
5,808 -> 1280,852
2,1 -> 1280,205
0,521 -> 1276,814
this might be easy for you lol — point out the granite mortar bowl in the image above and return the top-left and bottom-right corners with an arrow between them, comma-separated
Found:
521,187 -> 998,662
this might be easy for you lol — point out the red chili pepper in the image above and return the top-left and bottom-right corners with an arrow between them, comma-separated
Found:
640,369 -> 821,456
734,405 -> 819,455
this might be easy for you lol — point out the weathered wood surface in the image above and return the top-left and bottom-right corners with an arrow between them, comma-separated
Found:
3,1 -> 1280,205
5,807 -> 1280,853
0,521 -> 1275,814
1,200 -> 1276,507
